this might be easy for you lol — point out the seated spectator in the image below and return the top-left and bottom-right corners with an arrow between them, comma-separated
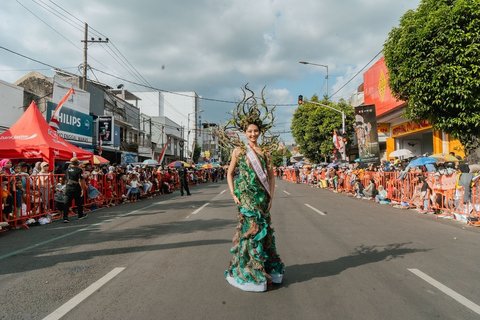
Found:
375,185 -> 390,203
362,179 -> 377,199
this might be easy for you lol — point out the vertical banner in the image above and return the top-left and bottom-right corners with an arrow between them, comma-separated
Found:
98,116 -> 113,145
354,105 -> 380,163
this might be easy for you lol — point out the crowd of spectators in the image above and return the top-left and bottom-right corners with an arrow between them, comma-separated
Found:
278,153 -> 480,226
0,158 -> 226,231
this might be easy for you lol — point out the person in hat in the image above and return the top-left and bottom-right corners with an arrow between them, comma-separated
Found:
178,164 -> 191,196
63,157 -> 87,222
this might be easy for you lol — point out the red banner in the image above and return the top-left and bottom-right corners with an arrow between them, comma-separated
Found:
49,87 -> 75,130
157,138 -> 171,165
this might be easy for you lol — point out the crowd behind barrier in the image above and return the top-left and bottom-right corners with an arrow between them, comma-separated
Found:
0,160 -> 226,232
277,161 -> 480,226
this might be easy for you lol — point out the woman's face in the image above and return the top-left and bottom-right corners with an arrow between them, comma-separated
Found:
245,124 -> 260,144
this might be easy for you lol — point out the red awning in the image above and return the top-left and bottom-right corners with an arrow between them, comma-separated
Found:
0,101 -> 93,166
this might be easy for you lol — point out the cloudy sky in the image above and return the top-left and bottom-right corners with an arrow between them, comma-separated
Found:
0,0 -> 420,143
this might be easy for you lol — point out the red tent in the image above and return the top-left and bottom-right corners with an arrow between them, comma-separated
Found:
0,101 -> 93,166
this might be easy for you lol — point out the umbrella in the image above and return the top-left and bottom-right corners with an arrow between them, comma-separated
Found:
202,163 -> 213,169
142,159 -> 159,166
389,149 -> 414,159
93,155 -> 109,165
408,156 -> 437,167
430,153 -> 458,163
469,164 -> 480,173
167,160 -> 191,168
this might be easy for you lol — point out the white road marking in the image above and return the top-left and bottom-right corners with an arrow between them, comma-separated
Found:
408,268 -> 480,316
283,190 -> 291,195
304,204 -> 326,216
220,189 -> 226,195
42,267 -> 125,320
0,202 -> 163,261
192,202 -> 210,215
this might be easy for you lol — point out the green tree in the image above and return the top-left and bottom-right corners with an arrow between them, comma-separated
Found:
193,145 -> 201,163
271,147 -> 292,167
291,96 -> 354,163
384,0 -> 480,160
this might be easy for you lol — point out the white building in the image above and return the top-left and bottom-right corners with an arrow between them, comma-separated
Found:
128,91 -> 200,160
0,80 -> 24,132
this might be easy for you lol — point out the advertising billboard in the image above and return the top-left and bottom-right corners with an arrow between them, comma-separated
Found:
355,105 -> 380,164
46,101 -> 93,144
98,116 -> 113,145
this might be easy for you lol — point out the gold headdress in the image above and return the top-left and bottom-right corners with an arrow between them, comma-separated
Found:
215,84 -> 279,154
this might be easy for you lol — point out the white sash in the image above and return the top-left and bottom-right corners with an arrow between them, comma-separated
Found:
246,145 -> 271,196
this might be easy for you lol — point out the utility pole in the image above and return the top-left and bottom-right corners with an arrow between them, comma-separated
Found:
81,23 -> 109,90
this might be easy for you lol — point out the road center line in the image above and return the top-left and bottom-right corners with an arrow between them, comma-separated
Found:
408,268 -> 480,315
283,190 -> 291,195
304,204 -> 326,216
42,267 -> 126,320
192,202 -> 210,215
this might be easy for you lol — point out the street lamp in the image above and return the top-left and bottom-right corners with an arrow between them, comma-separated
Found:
299,61 -> 329,98
299,97 -> 346,160
187,110 -> 204,159
300,98 -> 345,135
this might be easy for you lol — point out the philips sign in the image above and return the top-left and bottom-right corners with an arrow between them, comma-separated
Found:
46,101 -> 93,144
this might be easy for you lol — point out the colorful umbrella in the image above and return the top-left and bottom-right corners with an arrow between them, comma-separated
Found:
167,160 -> 191,168
142,159 -> 159,166
408,156 -> 437,167
93,155 -> 109,165
430,153 -> 459,163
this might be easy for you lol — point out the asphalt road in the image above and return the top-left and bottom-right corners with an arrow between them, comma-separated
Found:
0,180 -> 479,320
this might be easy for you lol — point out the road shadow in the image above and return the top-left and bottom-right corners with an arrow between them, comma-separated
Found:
0,238 -> 230,275
281,242 -> 429,287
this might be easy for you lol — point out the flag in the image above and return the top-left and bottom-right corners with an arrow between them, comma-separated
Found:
98,134 -> 103,155
333,131 -> 341,150
157,137 -> 171,165
49,87 -> 75,130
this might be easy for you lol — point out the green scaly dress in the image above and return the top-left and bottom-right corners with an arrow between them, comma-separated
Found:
225,152 -> 284,285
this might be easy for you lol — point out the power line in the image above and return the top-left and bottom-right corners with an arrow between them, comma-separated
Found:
16,0 -> 80,49
328,50 -> 382,100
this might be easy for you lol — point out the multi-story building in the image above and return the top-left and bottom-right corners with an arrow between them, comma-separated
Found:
128,91 -> 201,160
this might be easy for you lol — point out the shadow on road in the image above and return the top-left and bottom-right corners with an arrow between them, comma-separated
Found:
0,218 -> 235,274
0,238 -> 231,275
283,242 -> 430,287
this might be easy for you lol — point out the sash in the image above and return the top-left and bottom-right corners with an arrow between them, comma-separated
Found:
246,145 -> 271,196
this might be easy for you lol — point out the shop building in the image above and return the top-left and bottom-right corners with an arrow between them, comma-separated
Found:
362,57 -> 465,160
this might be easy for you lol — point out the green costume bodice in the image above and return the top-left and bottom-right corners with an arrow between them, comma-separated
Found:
233,155 -> 270,213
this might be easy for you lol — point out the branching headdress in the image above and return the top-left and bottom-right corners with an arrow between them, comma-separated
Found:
215,84 -> 279,154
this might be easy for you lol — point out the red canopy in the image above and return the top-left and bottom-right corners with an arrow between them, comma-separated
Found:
0,101 -> 93,166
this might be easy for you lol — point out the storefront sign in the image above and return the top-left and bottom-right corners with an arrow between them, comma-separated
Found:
391,120 -> 431,138
377,123 -> 390,135
355,105 -> 380,164
364,57 -> 404,117
46,102 -> 93,144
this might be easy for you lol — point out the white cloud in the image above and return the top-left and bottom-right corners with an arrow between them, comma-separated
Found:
0,0 -> 421,143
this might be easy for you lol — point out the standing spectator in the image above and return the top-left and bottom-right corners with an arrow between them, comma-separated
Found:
1,180 -> 13,222
63,157 -> 86,223
54,176 -> 66,213
37,162 -> 52,212
13,178 -> 26,219
179,164 -> 191,196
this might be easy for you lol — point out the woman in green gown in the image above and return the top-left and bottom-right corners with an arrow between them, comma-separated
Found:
223,87 -> 285,292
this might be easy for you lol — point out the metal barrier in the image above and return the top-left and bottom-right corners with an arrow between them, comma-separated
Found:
281,168 -> 480,224
0,170 -> 183,231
